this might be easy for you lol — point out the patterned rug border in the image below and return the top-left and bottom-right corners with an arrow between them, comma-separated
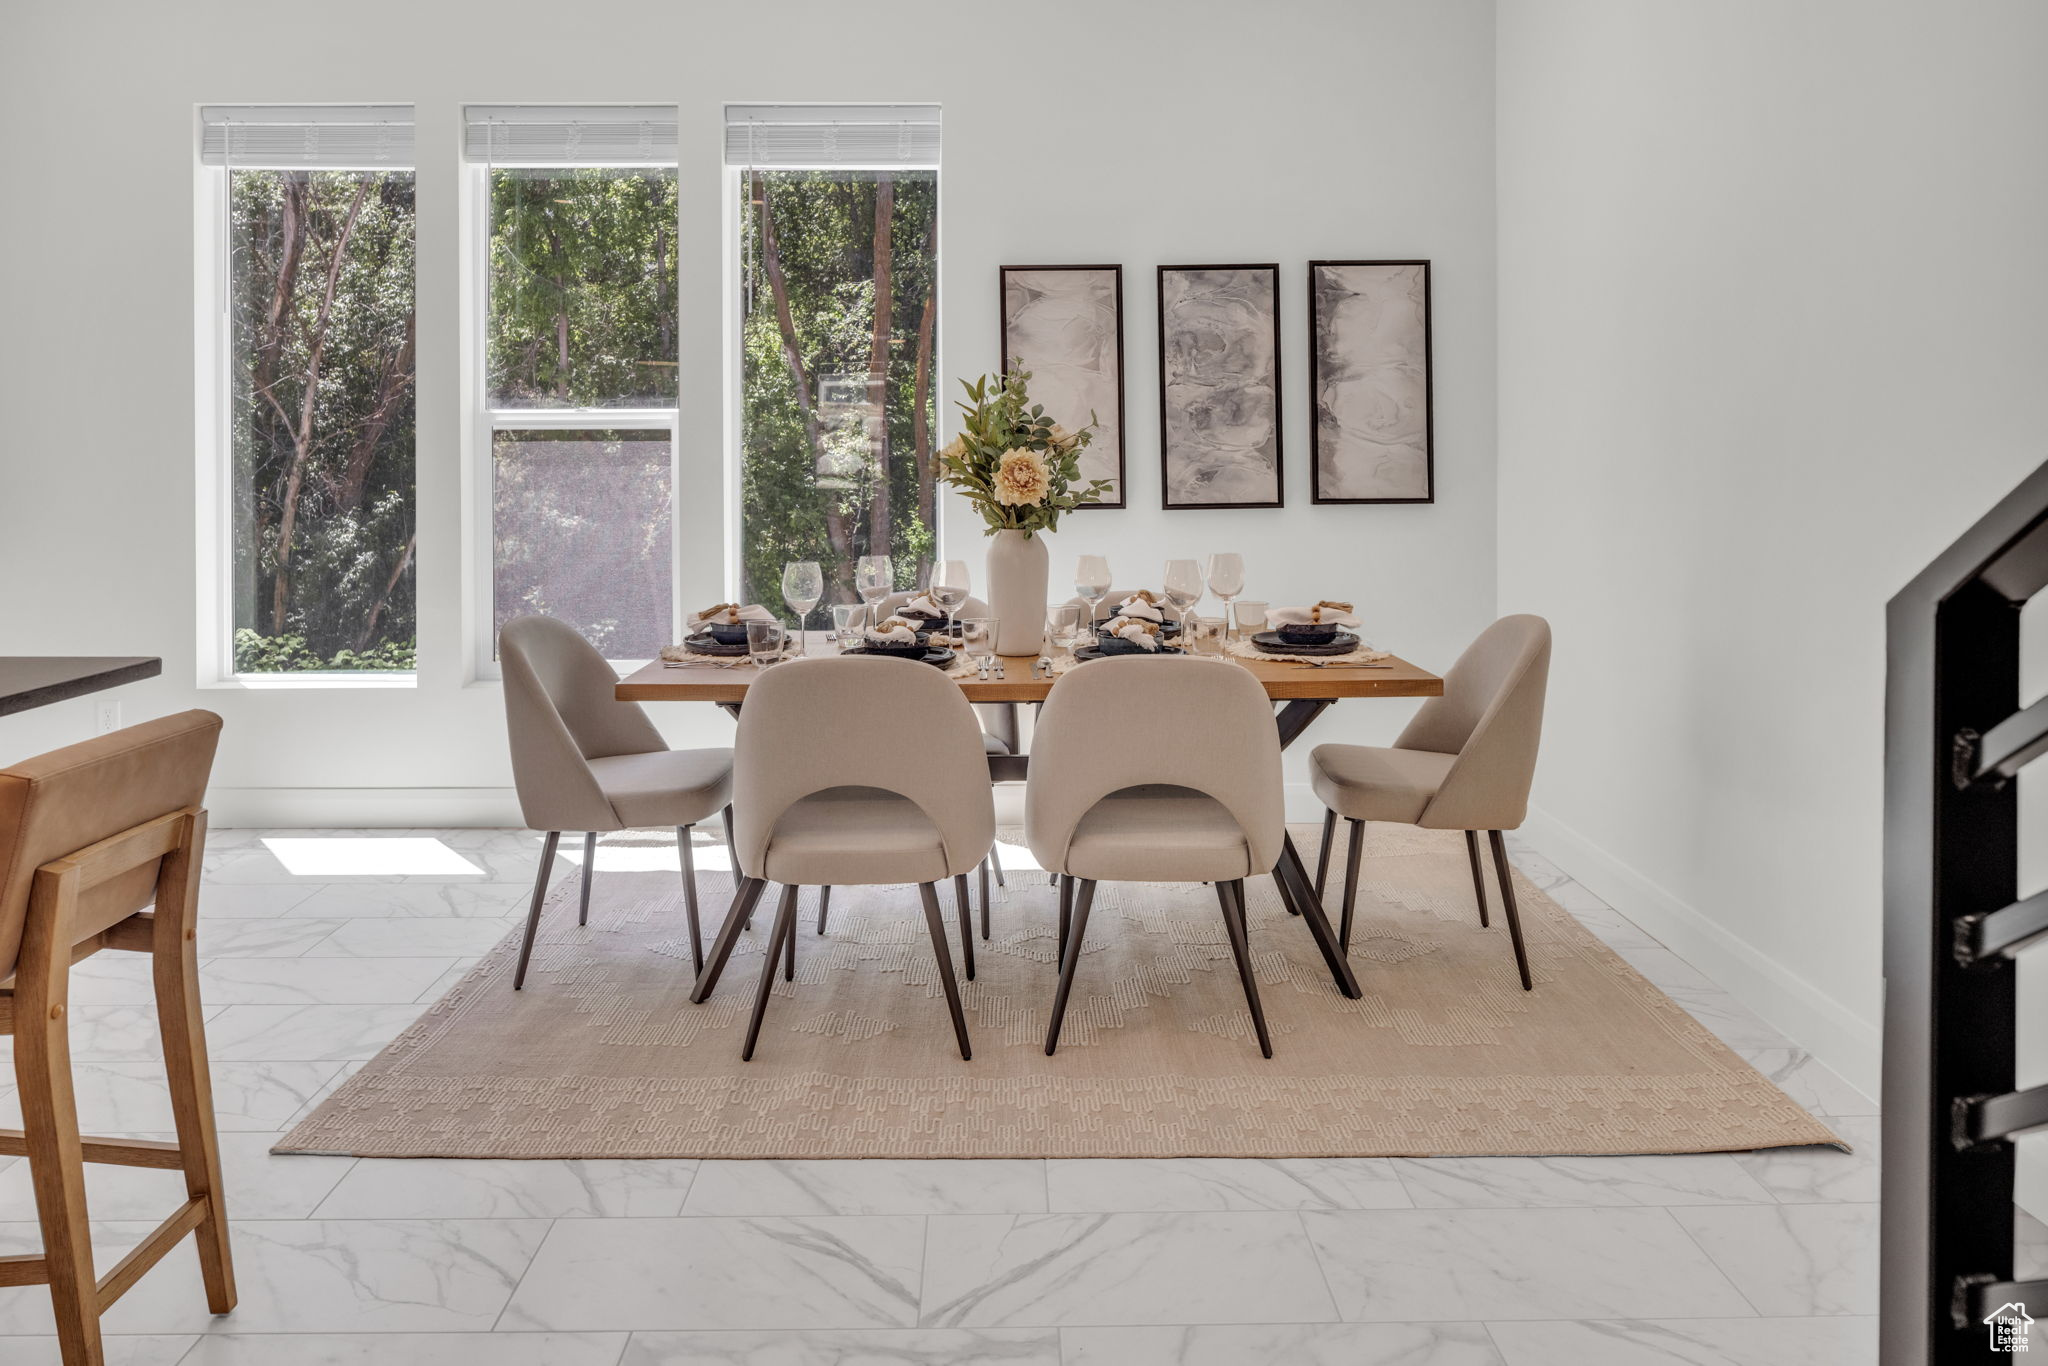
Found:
274,830 -> 1845,1161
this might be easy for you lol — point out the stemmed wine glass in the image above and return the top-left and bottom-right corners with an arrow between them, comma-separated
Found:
1207,553 -> 1245,639
1075,555 -> 1111,638
928,559 -> 971,628
855,554 -> 894,632
781,560 -> 823,657
1162,558 -> 1203,635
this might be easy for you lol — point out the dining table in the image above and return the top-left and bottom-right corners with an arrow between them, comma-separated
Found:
615,641 -> 1444,1000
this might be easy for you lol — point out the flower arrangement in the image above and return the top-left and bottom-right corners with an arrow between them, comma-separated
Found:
937,365 -> 1112,535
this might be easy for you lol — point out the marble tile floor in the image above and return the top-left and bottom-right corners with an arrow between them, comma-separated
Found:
0,825 -> 2013,1365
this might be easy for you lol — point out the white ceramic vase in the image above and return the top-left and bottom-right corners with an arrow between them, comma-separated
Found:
986,528 -> 1050,655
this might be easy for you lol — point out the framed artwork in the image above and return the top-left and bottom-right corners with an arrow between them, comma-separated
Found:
1157,264 -> 1283,509
1308,259 -> 1434,503
999,264 -> 1126,509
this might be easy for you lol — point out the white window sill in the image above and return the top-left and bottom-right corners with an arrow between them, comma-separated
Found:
199,672 -> 419,691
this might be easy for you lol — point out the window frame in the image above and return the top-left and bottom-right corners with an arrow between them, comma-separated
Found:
197,158 -> 421,690
464,156 -> 683,681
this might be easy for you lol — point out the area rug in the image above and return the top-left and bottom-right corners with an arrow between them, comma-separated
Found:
274,824 -> 1840,1159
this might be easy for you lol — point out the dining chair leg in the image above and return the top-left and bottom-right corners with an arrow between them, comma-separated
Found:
1340,818 -> 1366,952
513,831 -> 562,991
151,815 -> 236,1315
743,884 -> 801,1060
952,874 -> 976,980
988,841 -> 1007,888
1314,808 -> 1337,899
917,882 -> 973,1060
677,825 -> 703,974
17,880 -> 106,1364
577,831 -> 597,927
1216,879 -> 1272,1058
1487,830 -> 1534,991
784,891 -> 797,981
723,805 -> 746,927
1056,873 -> 1073,959
978,860 -> 991,929
1044,878 -> 1097,1055
691,876 -> 768,1003
1275,832 -> 1363,998
816,886 -> 832,935
1463,830 -> 1490,927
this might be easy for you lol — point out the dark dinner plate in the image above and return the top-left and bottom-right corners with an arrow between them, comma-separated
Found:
1249,630 -> 1361,657
682,634 -> 750,657
1073,644 -> 1185,662
848,646 -> 957,669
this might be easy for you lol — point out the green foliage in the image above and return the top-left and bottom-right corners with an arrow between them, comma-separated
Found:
230,169 -> 417,672
233,629 -> 415,673
940,364 -> 1112,535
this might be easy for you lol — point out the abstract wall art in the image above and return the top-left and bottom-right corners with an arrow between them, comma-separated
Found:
1308,259 -> 1434,503
1000,264 -> 1126,508
1156,264 -> 1283,509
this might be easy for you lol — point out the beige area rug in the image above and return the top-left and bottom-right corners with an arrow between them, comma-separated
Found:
275,825 -> 1840,1159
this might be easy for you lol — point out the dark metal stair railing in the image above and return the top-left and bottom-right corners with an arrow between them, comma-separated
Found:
1884,458 -> 2048,1363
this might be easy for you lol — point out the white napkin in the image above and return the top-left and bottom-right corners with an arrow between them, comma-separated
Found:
1112,595 -> 1166,623
689,603 -> 779,632
863,619 -> 920,645
898,591 -> 949,619
1105,619 -> 1163,651
1268,601 -> 1361,629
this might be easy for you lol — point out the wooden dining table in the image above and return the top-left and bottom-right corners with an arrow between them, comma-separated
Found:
616,644 -> 1443,1000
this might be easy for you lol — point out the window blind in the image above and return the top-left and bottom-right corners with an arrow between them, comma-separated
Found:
723,104 -> 941,169
199,105 -> 414,168
463,105 -> 679,166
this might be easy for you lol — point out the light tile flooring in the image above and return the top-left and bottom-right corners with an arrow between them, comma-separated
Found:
0,826 -> 2033,1365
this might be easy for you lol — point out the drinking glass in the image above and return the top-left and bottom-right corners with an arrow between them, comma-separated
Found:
781,560 -> 823,657
855,554 -> 894,630
1045,604 -> 1080,654
1163,558 -> 1203,626
1075,554 -> 1111,632
961,618 -> 997,672
746,619 -> 785,667
831,603 -> 864,652
1184,614 -> 1224,657
1232,599 -> 1269,641
1207,553 -> 1245,637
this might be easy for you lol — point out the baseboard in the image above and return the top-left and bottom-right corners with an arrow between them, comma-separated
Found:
1519,804 -> 1883,1102
208,787 -> 524,829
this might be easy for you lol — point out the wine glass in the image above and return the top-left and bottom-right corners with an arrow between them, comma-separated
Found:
1075,555 -> 1111,635
1162,558 -> 1203,630
1206,553 -> 1245,638
781,560 -> 823,657
855,554 -> 894,631
928,559 -> 971,624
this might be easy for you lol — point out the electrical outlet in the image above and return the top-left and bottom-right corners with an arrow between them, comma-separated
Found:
95,699 -> 121,735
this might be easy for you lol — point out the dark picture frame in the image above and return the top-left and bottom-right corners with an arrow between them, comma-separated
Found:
999,264 -> 1127,510
1308,259 -> 1434,504
1156,264 -> 1284,509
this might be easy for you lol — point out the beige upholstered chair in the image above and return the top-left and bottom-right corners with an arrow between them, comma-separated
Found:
499,615 -> 734,987
1310,614 -> 1552,990
1026,656 -> 1282,1058
0,712 -> 236,1363
688,655 -> 994,1061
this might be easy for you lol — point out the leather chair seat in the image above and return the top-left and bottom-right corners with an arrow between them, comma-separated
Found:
585,748 -> 735,828
759,786 -> 950,886
1308,744 -> 1456,825
1064,784 -> 1255,883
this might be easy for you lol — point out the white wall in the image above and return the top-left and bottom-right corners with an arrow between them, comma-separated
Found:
0,0 -> 1498,823
1495,0 -> 2048,1162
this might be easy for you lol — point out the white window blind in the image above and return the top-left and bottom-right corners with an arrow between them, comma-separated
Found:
200,105 -> 414,168
464,106 -> 679,166
723,104 -> 941,169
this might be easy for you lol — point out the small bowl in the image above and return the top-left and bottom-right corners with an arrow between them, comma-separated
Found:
1094,629 -> 1165,656
1277,622 -> 1341,645
859,633 -> 930,658
896,612 -> 952,634
700,621 -> 752,646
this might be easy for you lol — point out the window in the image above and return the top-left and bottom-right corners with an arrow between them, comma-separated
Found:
727,105 -> 941,615
467,106 -> 679,665
203,105 -> 417,675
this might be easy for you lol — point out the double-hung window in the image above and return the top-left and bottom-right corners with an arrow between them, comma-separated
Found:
467,105 -> 679,670
201,105 -> 417,678
725,104 -> 941,613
